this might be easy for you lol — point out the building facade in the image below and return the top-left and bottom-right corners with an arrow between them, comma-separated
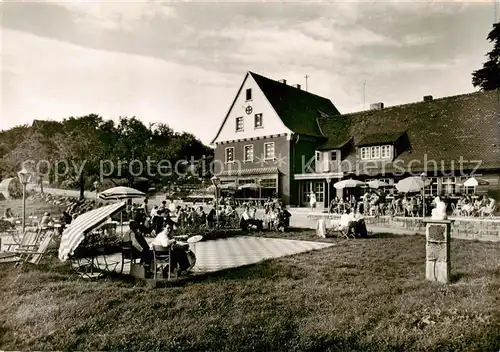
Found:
212,72 -> 500,207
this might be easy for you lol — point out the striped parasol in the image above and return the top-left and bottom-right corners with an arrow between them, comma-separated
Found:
58,202 -> 126,261
98,186 -> 145,200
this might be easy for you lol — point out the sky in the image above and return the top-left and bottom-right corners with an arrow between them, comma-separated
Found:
1,0 -> 498,145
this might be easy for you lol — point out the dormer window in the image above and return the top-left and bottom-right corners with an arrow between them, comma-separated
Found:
360,145 -> 393,160
246,88 -> 252,101
381,145 -> 392,158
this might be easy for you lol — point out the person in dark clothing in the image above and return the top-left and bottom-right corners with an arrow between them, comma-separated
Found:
163,209 -> 177,229
240,207 -> 263,231
123,220 -> 152,265
276,207 -> 292,232
354,218 -> 368,238
207,208 -> 216,228
58,211 -> 73,234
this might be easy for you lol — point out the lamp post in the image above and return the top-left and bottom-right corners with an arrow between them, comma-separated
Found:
201,180 -> 205,204
38,174 -> 44,194
17,167 -> 32,233
326,176 -> 331,214
211,175 -> 220,228
93,181 -> 99,206
257,178 -> 262,206
420,172 -> 427,218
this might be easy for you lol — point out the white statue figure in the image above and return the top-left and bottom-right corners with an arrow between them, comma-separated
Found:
431,196 -> 447,220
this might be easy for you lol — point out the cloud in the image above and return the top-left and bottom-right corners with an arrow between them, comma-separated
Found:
1,1 -> 495,144
1,29 -> 235,144
55,0 -> 177,32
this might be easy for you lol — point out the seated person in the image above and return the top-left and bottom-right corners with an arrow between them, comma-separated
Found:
240,207 -> 263,231
151,226 -> 191,274
249,206 -> 257,219
461,200 -> 474,216
123,220 -> 152,265
329,198 -> 338,214
197,206 -> 207,225
158,201 -> 167,213
58,211 -> 73,234
3,208 -> 14,220
276,206 -> 292,231
225,204 -> 235,216
162,209 -> 177,229
480,196 -> 497,216
39,212 -> 55,229
207,208 -> 217,228
339,211 -> 368,237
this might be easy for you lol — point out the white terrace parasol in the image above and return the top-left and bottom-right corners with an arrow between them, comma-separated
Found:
333,179 -> 366,190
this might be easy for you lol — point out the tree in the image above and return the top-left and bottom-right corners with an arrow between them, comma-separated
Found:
472,22 -> 500,90
54,114 -> 106,199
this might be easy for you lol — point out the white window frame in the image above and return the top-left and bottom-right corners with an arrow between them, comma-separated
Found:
264,142 -> 275,160
224,147 -> 234,164
361,145 -> 392,160
371,146 -> 380,159
254,113 -> 263,129
235,117 -> 244,132
360,147 -> 370,160
330,150 -> 338,161
315,150 -> 321,162
381,145 -> 392,159
243,144 -> 254,162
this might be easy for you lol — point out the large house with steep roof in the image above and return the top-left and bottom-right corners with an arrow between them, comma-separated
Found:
211,71 -> 500,207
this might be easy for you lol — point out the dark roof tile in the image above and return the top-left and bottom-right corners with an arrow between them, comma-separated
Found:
357,132 -> 405,146
319,89 -> 500,171
250,72 -> 340,138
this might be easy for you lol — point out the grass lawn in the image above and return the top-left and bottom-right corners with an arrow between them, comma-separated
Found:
0,199 -> 66,218
0,230 -> 499,351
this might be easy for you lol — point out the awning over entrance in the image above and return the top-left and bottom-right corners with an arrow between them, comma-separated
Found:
217,167 -> 279,177
294,172 -> 343,180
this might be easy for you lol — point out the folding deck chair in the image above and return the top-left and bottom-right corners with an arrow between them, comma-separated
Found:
8,230 -> 55,265
3,229 -> 39,252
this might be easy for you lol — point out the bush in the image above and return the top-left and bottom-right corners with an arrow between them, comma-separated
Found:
172,222 -> 243,241
72,229 -> 121,258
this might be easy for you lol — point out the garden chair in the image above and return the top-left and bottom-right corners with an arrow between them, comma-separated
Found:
3,229 -> 39,252
13,231 -> 55,265
481,205 -> 497,218
22,232 -> 55,265
120,240 -> 143,274
323,220 -> 352,239
152,244 -> 172,280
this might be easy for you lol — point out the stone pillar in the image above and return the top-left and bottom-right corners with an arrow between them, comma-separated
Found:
423,219 -> 452,283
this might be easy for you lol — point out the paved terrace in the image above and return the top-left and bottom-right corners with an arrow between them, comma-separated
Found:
99,236 -> 333,275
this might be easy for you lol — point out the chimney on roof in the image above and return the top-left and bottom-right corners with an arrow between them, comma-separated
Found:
293,84 -> 301,90
370,102 -> 384,110
278,79 -> 287,85
423,95 -> 433,102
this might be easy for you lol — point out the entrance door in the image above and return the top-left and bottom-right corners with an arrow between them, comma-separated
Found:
299,181 -> 325,208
